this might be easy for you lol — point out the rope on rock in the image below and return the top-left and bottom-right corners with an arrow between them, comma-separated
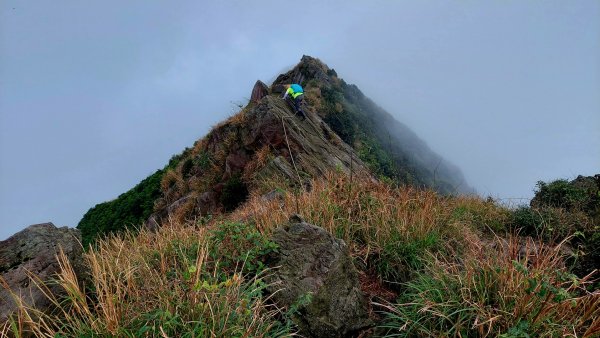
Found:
281,115 -> 302,214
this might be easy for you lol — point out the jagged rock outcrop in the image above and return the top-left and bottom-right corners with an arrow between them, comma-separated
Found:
267,215 -> 371,337
272,56 -> 471,195
273,55 -> 337,88
250,80 -> 269,103
149,90 -> 369,225
0,223 -> 84,324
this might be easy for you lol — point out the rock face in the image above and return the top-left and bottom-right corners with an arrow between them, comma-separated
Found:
268,215 -> 371,337
273,55 -> 337,88
149,90 -> 369,226
250,80 -> 269,103
0,223 -> 83,324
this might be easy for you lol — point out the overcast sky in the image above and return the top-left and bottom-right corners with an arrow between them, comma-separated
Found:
1,1 -> 599,240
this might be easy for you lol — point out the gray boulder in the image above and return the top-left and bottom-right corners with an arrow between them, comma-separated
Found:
0,223 -> 84,324
261,189 -> 285,203
268,215 -> 371,337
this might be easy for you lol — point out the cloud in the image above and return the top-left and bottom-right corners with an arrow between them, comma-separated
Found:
1,0 -> 598,240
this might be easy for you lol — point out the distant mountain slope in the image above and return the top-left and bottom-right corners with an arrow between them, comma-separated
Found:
273,56 -> 470,194
77,155 -> 184,247
77,56 -> 471,244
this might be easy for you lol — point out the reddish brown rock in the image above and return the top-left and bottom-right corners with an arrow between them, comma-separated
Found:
198,191 -> 219,215
250,80 -> 269,103
223,150 -> 250,180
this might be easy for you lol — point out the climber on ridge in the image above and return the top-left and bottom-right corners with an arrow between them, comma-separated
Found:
283,83 -> 306,119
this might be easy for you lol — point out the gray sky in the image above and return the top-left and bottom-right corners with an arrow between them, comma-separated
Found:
1,1 -> 599,240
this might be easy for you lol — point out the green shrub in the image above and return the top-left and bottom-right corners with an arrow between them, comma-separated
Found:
77,150 -> 187,247
208,221 -> 278,275
509,206 -> 589,241
220,175 -> 249,212
533,179 -> 588,210
77,169 -> 165,248
376,240 -> 595,337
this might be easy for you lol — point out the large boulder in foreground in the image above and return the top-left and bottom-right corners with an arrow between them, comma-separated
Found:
268,215 -> 371,337
0,223 -> 83,324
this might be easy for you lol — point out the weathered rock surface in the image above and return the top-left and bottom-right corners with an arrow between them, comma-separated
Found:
250,80 -> 269,103
150,90 -> 369,226
261,189 -> 285,203
268,215 -> 371,337
0,223 -> 83,324
243,95 -> 367,182
223,150 -> 250,180
273,55 -> 337,89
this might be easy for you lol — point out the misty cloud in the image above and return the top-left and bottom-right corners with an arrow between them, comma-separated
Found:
1,0 -> 598,239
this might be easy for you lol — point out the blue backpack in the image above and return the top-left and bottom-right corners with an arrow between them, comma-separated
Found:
290,84 -> 303,94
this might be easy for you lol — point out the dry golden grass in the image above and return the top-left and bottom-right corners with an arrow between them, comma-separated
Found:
221,131 -> 239,152
5,171 -> 597,337
171,194 -> 199,224
230,172 -> 509,259
159,169 -> 188,206
303,87 -> 323,112
211,106 -> 248,131
190,138 -> 207,157
189,163 -> 223,194
242,144 -> 274,182
5,221 -> 289,337
377,235 -> 600,337
159,169 -> 179,193
226,108 -> 248,126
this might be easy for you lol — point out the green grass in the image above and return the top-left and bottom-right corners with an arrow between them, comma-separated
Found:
10,173 -> 599,337
376,236 -> 598,337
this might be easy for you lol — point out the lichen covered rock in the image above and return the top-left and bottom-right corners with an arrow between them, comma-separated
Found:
0,223 -> 84,324
268,215 -> 371,337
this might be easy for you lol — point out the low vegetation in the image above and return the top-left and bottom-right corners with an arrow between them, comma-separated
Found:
377,237 -> 598,337
9,173 -> 598,337
76,152 -> 188,248
5,220 -> 290,337
9,57 -> 597,336
76,168 -> 165,248
510,176 -> 599,286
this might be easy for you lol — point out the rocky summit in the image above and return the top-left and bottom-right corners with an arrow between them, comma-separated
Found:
77,55 -> 470,245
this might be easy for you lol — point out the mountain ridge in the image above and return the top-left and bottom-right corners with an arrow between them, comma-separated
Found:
77,55 -> 471,245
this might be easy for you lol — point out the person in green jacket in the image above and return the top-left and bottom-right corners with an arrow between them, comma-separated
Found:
283,83 -> 306,119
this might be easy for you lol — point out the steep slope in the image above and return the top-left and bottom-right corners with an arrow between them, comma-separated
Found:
78,56 -> 470,243
77,156 -> 183,247
145,88 -> 370,228
273,56 -> 470,194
